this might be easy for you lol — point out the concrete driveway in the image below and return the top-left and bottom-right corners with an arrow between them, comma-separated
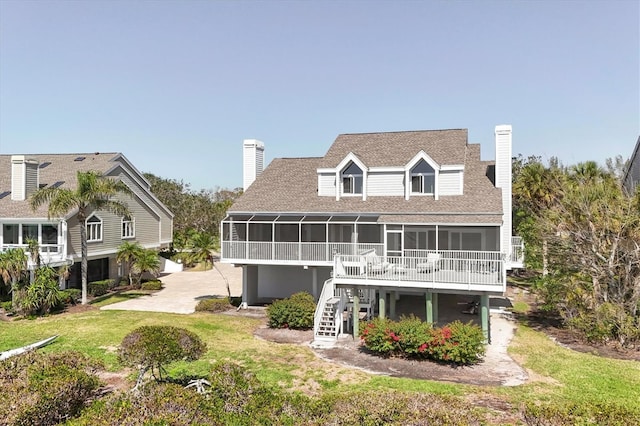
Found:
101,262 -> 243,314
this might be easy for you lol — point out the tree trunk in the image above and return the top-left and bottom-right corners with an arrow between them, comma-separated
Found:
79,210 -> 88,305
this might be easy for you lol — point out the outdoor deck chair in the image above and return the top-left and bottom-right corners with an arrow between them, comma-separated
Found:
363,250 -> 391,274
417,253 -> 441,273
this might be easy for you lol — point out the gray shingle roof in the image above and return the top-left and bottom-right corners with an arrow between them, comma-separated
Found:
230,129 -> 503,224
319,129 -> 468,168
0,152 -> 121,218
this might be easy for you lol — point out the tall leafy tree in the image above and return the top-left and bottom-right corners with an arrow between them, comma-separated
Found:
513,157 -> 562,275
30,171 -> 132,304
539,167 -> 640,345
144,173 -> 241,245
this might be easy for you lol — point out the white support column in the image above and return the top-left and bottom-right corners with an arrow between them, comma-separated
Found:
378,290 -> 386,319
241,265 -> 249,309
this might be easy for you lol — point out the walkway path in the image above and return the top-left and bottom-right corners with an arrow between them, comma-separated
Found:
101,262 -> 242,314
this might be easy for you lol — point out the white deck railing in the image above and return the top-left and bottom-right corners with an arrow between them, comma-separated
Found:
222,241 -> 384,263
510,236 -> 525,265
0,244 -> 68,266
334,251 -> 505,290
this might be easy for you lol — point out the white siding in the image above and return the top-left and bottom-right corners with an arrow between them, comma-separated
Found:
438,170 -> 463,195
367,172 -> 404,196
318,173 -> 336,197
257,265 -> 332,300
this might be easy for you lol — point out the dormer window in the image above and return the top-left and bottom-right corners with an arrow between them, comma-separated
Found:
411,160 -> 435,194
342,162 -> 363,195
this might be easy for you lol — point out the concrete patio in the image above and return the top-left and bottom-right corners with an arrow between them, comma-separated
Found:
100,261 -> 243,314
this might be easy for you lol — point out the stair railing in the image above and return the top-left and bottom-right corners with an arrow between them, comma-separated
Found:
313,278 -> 335,338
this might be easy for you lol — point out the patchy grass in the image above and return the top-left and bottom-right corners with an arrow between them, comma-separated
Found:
504,325 -> 640,414
511,300 -> 529,314
2,307 -> 639,423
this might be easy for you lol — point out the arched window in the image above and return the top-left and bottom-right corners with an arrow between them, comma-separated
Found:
121,216 -> 135,239
411,160 -> 435,194
86,214 -> 103,242
342,162 -> 363,195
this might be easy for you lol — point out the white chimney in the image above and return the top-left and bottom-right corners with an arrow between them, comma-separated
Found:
494,125 -> 512,263
243,139 -> 264,191
11,155 -> 39,201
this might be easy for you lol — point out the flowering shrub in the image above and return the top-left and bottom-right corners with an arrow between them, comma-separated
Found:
359,316 -> 485,365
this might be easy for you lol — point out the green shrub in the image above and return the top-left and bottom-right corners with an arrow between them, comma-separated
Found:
0,300 -> 12,313
359,317 -> 398,355
88,279 -> 116,297
118,325 -> 206,382
0,351 -> 103,426
73,365 -> 316,425
70,382 -> 223,425
209,362 -> 264,415
426,321 -> 485,364
140,279 -> 163,291
60,288 -> 82,305
21,266 -> 63,315
522,401 -> 640,425
360,317 -> 485,365
195,297 -> 232,313
267,291 -> 316,329
318,390 -> 488,425
395,314 -> 433,355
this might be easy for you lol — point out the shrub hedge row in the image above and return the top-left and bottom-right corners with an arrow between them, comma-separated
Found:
359,315 -> 486,365
140,279 -> 163,291
195,297 -> 233,313
87,279 -> 118,297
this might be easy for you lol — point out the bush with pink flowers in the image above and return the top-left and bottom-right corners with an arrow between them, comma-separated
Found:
359,315 -> 485,365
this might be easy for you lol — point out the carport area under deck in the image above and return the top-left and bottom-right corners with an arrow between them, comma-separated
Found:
333,284 -> 505,343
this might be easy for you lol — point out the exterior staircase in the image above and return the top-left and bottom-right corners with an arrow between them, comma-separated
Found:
316,297 -> 340,339
312,279 -> 342,347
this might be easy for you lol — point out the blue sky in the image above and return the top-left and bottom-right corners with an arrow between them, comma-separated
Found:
0,1 -> 638,190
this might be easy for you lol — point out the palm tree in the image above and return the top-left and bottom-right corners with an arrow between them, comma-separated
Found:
117,241 -> 143,286
0,248 -> 28,310
188,232 -> 216,270
30,170 -> 132,304
132,249 -> 161,287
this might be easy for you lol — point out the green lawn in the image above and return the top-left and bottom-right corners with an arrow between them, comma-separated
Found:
1,307 -> 639,419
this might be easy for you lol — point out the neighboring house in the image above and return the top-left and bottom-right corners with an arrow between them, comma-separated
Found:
622,136 -> 640,194
0,153 -> 174,288
221,126 -> 524,344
